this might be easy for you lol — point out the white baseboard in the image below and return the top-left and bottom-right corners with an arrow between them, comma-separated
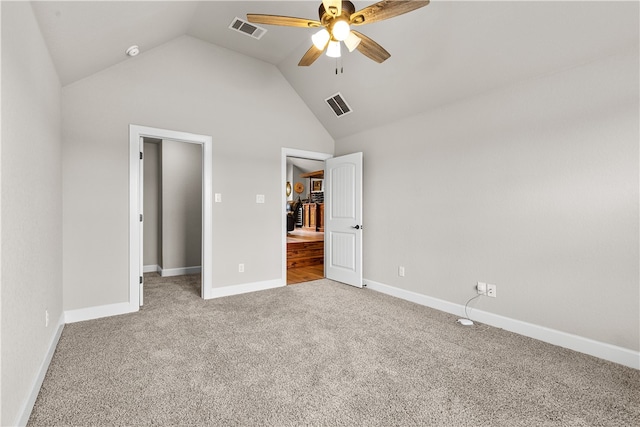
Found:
143,264 -> 159,273
64,301 -> 137,324
209,279 -> 284,299
159,266 -> 201,277
16,312 -> 65,427
364,279 -> 640,370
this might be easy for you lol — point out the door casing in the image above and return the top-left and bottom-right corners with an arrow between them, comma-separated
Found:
129,125 -> 214,309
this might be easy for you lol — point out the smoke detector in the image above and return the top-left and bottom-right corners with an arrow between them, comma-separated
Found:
126,45 -> 140,57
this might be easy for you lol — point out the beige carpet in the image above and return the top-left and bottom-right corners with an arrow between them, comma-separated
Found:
28,274 -> 639,426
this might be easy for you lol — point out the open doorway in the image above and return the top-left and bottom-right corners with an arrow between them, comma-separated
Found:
281,148 -> 332,285
142,138 -> 202,296
282,149 -> 364,289
286,157 -> 325,285
129,125 -> 213,309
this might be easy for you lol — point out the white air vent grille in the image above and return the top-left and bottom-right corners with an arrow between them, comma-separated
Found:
229,17 -> 266,40
325,92 -> 353,118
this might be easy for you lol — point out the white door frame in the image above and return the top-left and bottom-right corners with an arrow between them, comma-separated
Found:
281,148 -> 332,283
130,125 -> 214,308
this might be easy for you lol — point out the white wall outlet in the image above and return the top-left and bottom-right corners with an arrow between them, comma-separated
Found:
398,266 -> 405,277
238,263 -> 245,273
256,194 -> 265,203
45,310 -> 49,327
487,283 -> 497,298
215,193 -> 222,203
477,281 -> 487,295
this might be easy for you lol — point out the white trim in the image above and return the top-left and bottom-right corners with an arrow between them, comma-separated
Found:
365,279 -> 466,317
281,148 -> 333,284
64,302 -> 135,324
364,279 -> 640,370
17,313 -> 64,427
211,279 -> 284,299
129,128 -> 142,310
130,125 -> 214,304
143,264 -> 160,273
159,266 -> 202,277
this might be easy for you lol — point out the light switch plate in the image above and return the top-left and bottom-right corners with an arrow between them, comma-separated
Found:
256,194 -> 265,203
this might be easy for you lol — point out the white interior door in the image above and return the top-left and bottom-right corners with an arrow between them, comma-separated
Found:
324,152 -> 363,288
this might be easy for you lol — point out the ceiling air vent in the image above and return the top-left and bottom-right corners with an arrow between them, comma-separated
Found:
325,92 -> 353,118
229,17 -> 266,40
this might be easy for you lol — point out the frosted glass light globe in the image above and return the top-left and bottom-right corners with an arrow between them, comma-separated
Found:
344,32 -> 361,52
312,29 -> 330,49
326,40 -> 341,58
332,20 -> 350,41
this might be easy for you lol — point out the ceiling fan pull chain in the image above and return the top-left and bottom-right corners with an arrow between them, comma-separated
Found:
334,57 -> 344,75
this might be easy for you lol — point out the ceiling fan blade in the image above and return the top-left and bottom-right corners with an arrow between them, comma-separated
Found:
351,31 -> 390,63
322,0 -> 342,17
350,0 -> 429,26
246,14 -> 321,28
298,44 -> 327,66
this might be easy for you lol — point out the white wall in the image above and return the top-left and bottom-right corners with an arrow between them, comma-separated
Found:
161,139 -> 202,270
292,165 -> 304,201
143,141 -> 161,268
336,49 -> 639,352
62,35 -> 334,310
1,2 -> 63,425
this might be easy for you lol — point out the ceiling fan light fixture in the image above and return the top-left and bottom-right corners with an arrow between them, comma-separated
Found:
247,0 -> 430,67
312,29 -> 330,50
344,32 -> 361,52
326,40 -> 341,58
332,19 -> 350,41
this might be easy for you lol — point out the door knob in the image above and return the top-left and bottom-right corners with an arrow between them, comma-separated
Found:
351,225 -> 363,230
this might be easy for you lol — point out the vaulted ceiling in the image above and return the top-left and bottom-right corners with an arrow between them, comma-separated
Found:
31,1 -> 639,140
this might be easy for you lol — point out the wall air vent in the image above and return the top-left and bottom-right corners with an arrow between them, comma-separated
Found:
325,92 -> 353,118
229,17 -> 267,40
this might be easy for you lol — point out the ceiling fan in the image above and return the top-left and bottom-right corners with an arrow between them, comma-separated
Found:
247,0 -> 430,66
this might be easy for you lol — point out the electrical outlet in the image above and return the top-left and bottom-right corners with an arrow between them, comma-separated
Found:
238,263 -> 245,273
45,310 -> 49,327
398,266 -> 405,277
477,282 -> 486,295
256,194 -> 265,204
487,283 -> 497,298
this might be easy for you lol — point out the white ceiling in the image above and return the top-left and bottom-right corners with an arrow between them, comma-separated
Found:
31,1 -> 639,140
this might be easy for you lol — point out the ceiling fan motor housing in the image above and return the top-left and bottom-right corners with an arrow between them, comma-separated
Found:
319,1 -> 356,25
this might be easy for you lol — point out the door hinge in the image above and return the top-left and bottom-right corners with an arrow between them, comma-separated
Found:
139,276 -> 143,284
140,152 -> 143,160
139,214 -> 143,222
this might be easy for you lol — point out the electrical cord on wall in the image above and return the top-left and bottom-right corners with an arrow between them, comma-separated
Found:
463,294 -> 481,320
461,294 -> 491,332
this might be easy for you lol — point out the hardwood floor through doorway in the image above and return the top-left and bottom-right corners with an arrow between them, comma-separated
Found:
287,228 -> 324,285
287,264 -> 324,285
